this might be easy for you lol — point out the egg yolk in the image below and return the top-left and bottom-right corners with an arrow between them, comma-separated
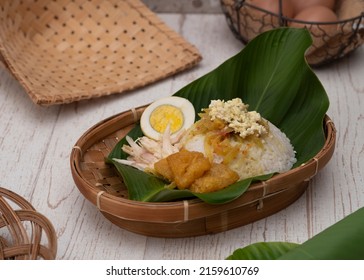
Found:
149,105 -> 184,134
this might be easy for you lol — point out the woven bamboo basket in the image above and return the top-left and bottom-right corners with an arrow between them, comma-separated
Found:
0,0 -> 201,105
221,0 -> 364,66
70,106 -> 336,238
0,187 -> 57,259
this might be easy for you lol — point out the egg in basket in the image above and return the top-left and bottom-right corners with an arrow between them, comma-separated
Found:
221,0 -> 364,66
70,28 -> 336,237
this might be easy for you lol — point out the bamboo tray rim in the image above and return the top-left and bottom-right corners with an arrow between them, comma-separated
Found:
70,105 -> 336,224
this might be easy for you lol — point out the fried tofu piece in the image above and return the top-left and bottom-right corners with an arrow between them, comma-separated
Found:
154,149 -> 238,192
190,163 -> 239,193
154,157 -> 174,181
167,149 -> 211,189
154,149 -> 211,189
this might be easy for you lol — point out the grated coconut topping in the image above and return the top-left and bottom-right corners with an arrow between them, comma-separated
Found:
208,98 -> 268,138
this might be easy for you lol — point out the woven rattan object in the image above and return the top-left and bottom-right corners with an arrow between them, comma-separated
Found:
221,0 -> 364,66
0,187 -> 57,260
0,0 -> 201,105
70,106 -> 336,238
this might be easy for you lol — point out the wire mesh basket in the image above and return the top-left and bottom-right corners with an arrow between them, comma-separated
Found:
221,0 -> 364,66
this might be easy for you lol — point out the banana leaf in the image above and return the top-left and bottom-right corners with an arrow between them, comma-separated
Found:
226,242 -> 299,260
107,27 -> 329,204
226,207 -> 364,260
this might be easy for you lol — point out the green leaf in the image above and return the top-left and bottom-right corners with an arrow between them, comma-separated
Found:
111,161 -> 166,202
112,159 -> 272,203
226,207 -> 364,260
226,242 -> 299,260
278,207 -> 364,260
107,27 -> 329,203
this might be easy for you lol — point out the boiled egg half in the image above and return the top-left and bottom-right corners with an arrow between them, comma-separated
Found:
140,96 -> 195,140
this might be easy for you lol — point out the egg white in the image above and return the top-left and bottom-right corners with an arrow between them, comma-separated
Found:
140,96 -> 196,140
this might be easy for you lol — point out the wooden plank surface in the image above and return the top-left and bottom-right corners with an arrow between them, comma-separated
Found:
0,13 -> 363,260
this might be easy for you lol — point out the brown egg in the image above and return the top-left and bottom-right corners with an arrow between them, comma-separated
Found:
290,5 -> 338,25
290,0 -> 336,16
241,0 -> 295,42
289,5 -> 339,52
246,0 -> 294,18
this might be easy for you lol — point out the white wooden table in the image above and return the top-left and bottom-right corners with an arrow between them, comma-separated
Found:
0,13 -> 363,260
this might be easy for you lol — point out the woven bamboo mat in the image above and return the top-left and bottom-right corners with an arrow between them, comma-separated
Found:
0,0 -> 202,106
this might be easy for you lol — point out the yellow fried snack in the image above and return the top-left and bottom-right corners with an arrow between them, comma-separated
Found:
190,163 -> 239,193
167,149 -> 211,189
154,149 -> 211,189
154,157 -> 174,182
154,149 -> 239,193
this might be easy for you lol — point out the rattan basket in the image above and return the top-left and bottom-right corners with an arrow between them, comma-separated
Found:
0,187 -> 57,260
0,0 -> 201,105
70,106 -> 336,238
221,0 -> 364,66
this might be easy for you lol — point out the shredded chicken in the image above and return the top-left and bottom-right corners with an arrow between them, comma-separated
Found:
112,125 -> 185,172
